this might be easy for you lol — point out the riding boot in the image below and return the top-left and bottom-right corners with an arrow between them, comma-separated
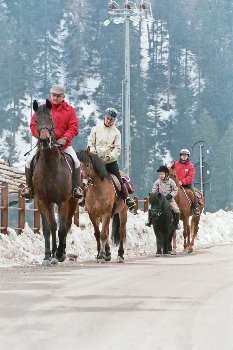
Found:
193,196 -> 200,217
145,209 -> 152,227
21,167 -> 34,199
121,183 -> 135,210
174,212 -> 181,230
72,167 -> 84,200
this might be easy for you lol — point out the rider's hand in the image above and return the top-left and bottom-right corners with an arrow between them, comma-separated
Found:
166,194 -> 172,200
101,155 -> 110,164
56,137 -> 68,146
178,181 -> 182,186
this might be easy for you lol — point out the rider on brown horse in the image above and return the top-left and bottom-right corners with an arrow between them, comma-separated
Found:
174,149 -> 200,216
87,108 -> 134,210
21,85 -> 83,200
146,165 -> 181,230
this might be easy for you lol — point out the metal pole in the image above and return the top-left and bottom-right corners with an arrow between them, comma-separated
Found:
199,145 -> 204,196
124,4 -> 131,176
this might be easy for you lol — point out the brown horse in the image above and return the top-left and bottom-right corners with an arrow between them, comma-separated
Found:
169,164 -> 204,253
32,99 -> 78,265
77,148 -> 128,263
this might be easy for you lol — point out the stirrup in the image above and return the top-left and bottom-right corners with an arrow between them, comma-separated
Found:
20,186 -> 33,199
73,187 -> 83,199
193,208 -> 200,217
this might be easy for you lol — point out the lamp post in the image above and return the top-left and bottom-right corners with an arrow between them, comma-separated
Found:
107,1 -> 153,176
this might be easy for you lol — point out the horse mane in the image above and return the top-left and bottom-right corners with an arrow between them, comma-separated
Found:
149,192 -> 166,206
77,150 -> 110,180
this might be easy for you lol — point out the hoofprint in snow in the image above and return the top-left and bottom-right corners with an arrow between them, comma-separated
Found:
0,210 -> 232,268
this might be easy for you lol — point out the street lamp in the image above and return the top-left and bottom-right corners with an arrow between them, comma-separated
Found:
107,1 -> 153,176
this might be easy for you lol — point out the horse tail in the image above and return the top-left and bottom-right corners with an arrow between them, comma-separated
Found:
111,213 -> 120,246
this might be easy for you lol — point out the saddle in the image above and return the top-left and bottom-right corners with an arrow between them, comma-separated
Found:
110,174 -> 135,196
181,187 -> 204,206
31,150 -> 74,173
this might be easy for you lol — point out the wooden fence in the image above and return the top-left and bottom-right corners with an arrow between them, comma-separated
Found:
0,181 -> 79,234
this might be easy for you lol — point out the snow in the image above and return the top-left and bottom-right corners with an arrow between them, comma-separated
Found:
0,209 -> 232,268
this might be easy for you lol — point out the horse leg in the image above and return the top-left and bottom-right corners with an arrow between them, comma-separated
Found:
190,215 -> 200,249
117,207 -> 127,263
98,213 -> 111,263
172,231 -> 177,254
105,239 -> 111,261
37,199 -> 57,266
89,213 -> 101,259
56,203 -> 70,262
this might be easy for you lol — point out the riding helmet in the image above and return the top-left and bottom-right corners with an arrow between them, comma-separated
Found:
180,148 -> 190,156
105,108 -> 118,119
157,165 -> 169,175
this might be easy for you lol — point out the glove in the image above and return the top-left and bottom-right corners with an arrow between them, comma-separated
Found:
101,156 -> 110,164
166,194 -> 172,200
56,137 -> 68,146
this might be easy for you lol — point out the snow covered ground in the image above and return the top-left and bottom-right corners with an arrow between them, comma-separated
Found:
0,209 -> 233,268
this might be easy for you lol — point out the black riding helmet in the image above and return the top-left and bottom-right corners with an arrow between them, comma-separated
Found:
105,107 -> 118,119
157,165 -> 169,175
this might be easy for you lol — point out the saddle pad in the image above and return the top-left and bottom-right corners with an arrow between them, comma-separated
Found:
110,174 -> 121,192
122,175 -> 135,194
195,189 -> 204,206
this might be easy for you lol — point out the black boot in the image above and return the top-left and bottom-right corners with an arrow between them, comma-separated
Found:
145,209 -> 152,227
174,212 -> 181,230
72,167 -> 84,200
121,183 -> 134,210
21,167 -> 34,199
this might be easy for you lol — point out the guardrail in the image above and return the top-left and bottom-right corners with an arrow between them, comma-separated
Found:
133,196 -> 149,214
0,181 -> 79,234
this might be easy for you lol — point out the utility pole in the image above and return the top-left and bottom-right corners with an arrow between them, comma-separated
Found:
107,1 -> 153,176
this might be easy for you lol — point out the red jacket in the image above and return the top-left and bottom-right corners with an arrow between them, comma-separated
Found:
30,100 -> 79,150
174,160 -> 195,186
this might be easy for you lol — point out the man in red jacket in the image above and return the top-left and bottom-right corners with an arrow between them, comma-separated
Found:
174,149 -> 200,216
21,85 -> 83,200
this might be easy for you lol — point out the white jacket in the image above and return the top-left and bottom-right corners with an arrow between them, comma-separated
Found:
87,122 -> 121,163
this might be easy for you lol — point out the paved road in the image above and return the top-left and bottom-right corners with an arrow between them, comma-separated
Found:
0,245 -> 232,350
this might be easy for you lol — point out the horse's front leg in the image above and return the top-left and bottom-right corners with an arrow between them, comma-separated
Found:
56,203 -> 70,262
117,207 -> 127,262
98,213 -> 111,263
41,217 -> 51,265
89,213 -> 101,259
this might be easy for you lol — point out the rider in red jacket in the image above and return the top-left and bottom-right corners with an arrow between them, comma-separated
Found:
174,149 -> 200,216
21,85 -> 83,200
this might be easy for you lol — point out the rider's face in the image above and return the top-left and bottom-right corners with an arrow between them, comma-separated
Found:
159,172 -> 166,180
50,93 -> 65,105
180,153 -> 189,160
104,116 -> 115,126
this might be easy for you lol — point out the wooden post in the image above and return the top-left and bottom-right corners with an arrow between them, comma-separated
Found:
74,203 -> 79,227
34,197 -> 40,234
143,197 -> 149,212
1,182 -> 8,234
18,185 -> 25,234
133,196 -> 138,215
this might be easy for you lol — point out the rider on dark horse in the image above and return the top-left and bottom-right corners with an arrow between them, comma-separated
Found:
21,85 -> 83,200
146,165 -> 181,230
87,108 -> 135,210
174,149 -> 200,216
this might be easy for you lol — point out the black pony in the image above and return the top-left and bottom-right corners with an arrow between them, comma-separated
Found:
149,192 -> 176,256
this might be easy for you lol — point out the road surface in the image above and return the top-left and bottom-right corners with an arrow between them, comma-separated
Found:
0,245 -> 232,350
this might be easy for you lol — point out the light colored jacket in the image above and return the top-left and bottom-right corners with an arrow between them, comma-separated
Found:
152,177 -> 178,198
87,122 -> 121,163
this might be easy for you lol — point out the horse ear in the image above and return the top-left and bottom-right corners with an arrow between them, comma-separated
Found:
45,99 -> 52,110
86,146 -> 91,157
33,100 -> 38,112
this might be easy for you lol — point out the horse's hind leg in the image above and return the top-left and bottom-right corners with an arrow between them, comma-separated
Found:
89,213 -> 101,259
117,207 -> 127,263
98,213 -> 111,263
56,202 -> 71,262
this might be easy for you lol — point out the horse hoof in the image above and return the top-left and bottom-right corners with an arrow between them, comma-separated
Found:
51,257 -> 58,265
188,247 -> 193,254
156,252 -> 162,257
58,255 -> 66,262
42,259 -> 51,266
117,256 -> 124,263
168,250 -> 176,256
105,254 -> 111,262
97,257 -> 107,263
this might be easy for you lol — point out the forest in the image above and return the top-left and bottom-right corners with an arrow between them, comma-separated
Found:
0,0 -> 233,211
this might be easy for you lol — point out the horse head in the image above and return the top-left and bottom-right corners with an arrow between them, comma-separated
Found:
33,99 -> 55,149
168,163 -> 179,185
149,192 -> 164,220
76,148 -> 109,184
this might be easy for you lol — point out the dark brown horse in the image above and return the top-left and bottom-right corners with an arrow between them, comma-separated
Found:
169,164 -> 204,253
77,148 -> 128,263
33,99 -> 77,265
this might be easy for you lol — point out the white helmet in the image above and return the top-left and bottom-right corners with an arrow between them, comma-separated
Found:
180,148 -> 190,156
